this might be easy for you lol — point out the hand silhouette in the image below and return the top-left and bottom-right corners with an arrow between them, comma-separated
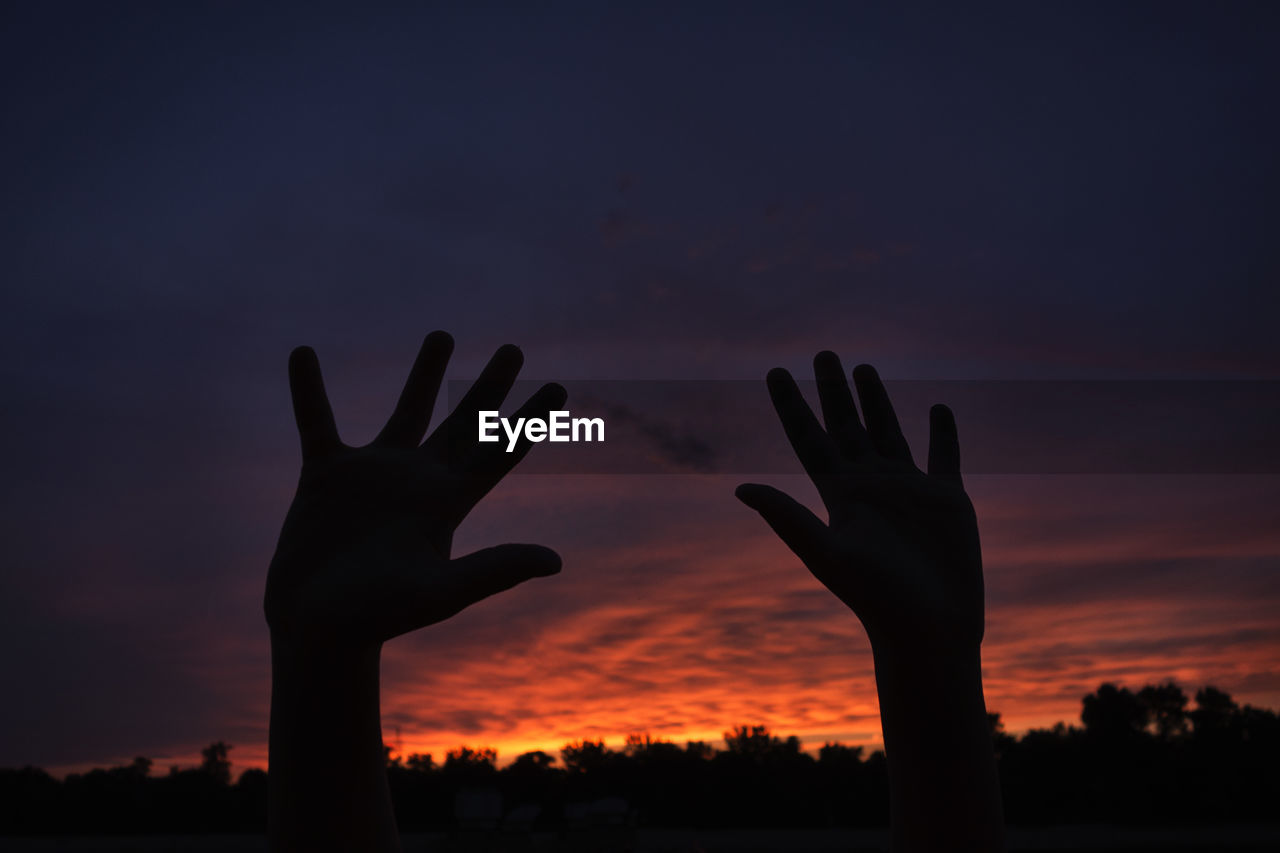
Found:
265,331 -> 566,648
737,351 -> 1003,851
736,352 -> 983,653
266,332 -> 566,853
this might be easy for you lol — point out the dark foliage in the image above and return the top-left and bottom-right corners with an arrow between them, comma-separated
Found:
2,683 -> 1276,834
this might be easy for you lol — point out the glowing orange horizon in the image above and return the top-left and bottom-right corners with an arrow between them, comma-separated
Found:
40,475 -> 1280,782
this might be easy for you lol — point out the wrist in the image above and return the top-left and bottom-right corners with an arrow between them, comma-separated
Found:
271,628 -> 381,665
867,632 -> 1003,851
268,631 -> 397,852
869,634 -> 983,675
270,633 -> 382,703
869,635 -> 988,726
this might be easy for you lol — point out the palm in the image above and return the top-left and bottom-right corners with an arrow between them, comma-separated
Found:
265,333 -> 566,647
737,353 -> 983,650
823,470 -> 982,647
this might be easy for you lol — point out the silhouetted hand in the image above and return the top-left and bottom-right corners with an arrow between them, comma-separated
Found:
265,331 -> 566,649
736,352 -> 982,653
265,332 -> 566,853
737,352 -> 1003,852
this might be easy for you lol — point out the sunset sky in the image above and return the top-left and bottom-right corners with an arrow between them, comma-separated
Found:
2,2 -> 1278,776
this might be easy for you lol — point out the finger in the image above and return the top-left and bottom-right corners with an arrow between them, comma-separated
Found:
766,367 -> 843,481
374,331 -> 454,448
287,346 -> 341,459
464,382 -> 569,495
927,403 -> 962,483
445,543 -> 562,607
423,343 -> 524,458
813,351 -> 870,458
851,364 -> 914,464
735,483 -> 833,569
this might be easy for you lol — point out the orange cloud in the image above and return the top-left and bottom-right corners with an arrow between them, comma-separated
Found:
108,473 -> 1278,778
366,475 -> 1280,765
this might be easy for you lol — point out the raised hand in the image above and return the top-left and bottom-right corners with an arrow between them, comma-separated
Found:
265,331 -> 566,648
735,352 -> 983,653
736,351 -> 1003,852
265,332 -> 566,853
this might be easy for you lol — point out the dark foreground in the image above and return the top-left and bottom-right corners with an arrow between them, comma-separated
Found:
3,825 -> 1280,853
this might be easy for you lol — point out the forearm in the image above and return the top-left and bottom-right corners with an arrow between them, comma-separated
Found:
268,638 -> 400,853
870,639 -> 1004,853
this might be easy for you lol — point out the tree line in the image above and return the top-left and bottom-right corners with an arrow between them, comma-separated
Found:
2,682 -> 1277,834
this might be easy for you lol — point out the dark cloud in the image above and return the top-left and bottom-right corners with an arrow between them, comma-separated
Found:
584,396 -> 718,473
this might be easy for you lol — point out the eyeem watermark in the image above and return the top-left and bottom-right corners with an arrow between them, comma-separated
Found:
453,380 -> 1280,474
478,411 -> 605,452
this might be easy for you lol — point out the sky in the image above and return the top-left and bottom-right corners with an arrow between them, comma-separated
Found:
2,1 -> 1278,776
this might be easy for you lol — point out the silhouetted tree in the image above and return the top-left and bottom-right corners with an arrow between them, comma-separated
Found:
818,742 -> 863,767
199,742 -> 233,786
1190,685 -> 1238,736
5,687 -> 1280,835
509,750 -> 556,772
442,746 -> 497,785
684,740 -> 714,761
1138,682 -> 1189,739
987,712 -> 1017,759
233,768 -> 269,831
722,724 -> 776,758
1081,683 -> 1147,743
560,739 -> 611,775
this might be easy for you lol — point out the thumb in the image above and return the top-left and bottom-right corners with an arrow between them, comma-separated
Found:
735,483 -> 832,569
447,543 -> 562,605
